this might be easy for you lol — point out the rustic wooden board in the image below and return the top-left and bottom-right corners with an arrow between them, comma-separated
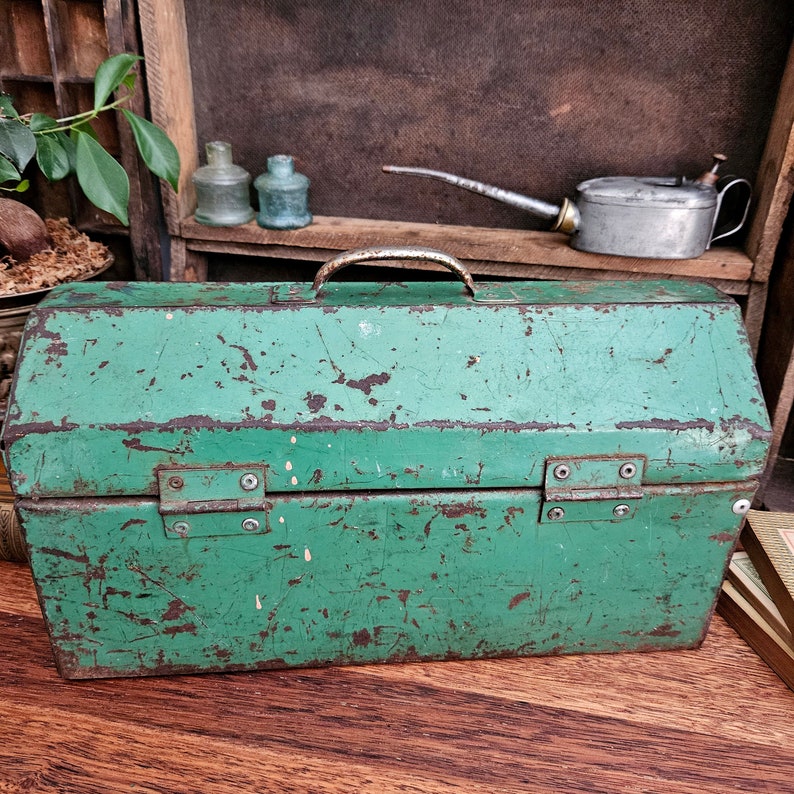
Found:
181,216 -> 755,280
746,41 -> 794,282
1,560 -> 793,792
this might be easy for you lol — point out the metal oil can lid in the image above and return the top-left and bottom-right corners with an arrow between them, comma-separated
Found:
576,176 -> 717,209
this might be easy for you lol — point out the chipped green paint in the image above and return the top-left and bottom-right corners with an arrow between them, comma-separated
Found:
3,277 -> 772,678
19,483 -> 755,678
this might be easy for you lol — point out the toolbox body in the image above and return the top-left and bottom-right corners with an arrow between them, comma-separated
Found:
3,255 -> 771,678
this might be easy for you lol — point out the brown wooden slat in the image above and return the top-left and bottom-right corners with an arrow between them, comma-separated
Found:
181,216 -> 754,281
746,39 -> 794,282
137,0 -> 198,234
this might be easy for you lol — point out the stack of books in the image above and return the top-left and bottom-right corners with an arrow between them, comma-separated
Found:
717,510 -> 794,691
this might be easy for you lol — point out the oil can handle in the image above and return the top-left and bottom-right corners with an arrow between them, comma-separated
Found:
709,176 -> 752,246
312,246 -> 476,296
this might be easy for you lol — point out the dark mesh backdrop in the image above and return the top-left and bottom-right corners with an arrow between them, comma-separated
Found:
184,1 -> 793,231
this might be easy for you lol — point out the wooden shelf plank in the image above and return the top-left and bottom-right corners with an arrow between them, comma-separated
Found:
746,38 -> 794,282
181,216 -> 754,282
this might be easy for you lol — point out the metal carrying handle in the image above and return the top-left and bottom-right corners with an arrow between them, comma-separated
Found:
709,176 -> 752,246
312,246 -> 476,295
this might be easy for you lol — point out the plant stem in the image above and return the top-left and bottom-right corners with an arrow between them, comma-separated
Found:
29,90 -> 134,135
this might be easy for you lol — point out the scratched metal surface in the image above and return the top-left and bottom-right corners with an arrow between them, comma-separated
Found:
3,277 -> 771,677
3,279 -> 770,498
18,483 -> 754,678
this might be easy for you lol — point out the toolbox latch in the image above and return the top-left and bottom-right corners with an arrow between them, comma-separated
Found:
541,456 -> 646,523
157,465 -> 267,538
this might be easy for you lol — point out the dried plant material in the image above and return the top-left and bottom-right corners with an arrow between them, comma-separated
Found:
0,218 -> 111,297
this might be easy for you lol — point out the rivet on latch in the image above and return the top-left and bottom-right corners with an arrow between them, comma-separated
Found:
171,521 -> 190,537
242,518 -> 261,532
619,463 -> 637,479
613,504 -> 631,518
547,507 -> 566,521
732,498 -> 751,515
553,464 -> 571,481
167,475 -> 185,490
240,473 -> 259,491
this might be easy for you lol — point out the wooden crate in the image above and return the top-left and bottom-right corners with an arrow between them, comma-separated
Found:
137,1 -> 794,352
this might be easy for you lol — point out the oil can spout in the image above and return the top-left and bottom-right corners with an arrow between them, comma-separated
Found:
382,164 -> 572,227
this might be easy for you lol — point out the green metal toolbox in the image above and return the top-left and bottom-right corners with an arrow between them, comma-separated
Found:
3,247 -> 771,679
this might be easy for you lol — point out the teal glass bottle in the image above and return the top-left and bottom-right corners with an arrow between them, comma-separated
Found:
254,155 -> 312,230
192,141 -> 255,227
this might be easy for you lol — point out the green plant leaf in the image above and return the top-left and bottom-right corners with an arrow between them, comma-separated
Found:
0,94 -> 19,119
0,155 -> 21,184
36,132 -> 71,181
56,131 -> 77,173
93,53 -> 141,111
71,121 -> 99,141
0,117 -> 36,171
30,113 -> 58,132
121,109 -> 180,192
74,129 -> 130,225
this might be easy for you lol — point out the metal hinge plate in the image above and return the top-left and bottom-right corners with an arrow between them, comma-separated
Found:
157,465 -> 267,538
541,455 -> 646,523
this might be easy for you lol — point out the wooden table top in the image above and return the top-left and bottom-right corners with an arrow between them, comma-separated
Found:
1,559 -> 792,793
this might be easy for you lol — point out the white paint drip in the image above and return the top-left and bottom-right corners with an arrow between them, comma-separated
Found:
304,547 -> 312,562
278,516 -> 285,524
291,476 -> 298,485
255,594 -> 262,610
290,435 -> 297,444
285,460 -> 293,471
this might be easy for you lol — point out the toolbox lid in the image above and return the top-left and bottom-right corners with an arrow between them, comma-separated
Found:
3,278 -> 770,499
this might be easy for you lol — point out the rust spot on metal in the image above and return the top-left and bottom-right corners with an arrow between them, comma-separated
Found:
161,599 -> 195,621
466,356 -> 480,367
39,547 -> 89,564
305,392 -> 327,413
709,532 -> 734,543
413,419 -> 576,432
120,518 -> 146,531
345,372 -> 391,395
615,418 -> 715,432
163,623 -> 198,637
261,399 -> 276,411
503,506 -> 525,525
652,348 -> 673,364
439,499 -> 486,519
122,438 -> 188,454
648,624 -> 681,638
310,469 -> 323,484
352,628 -> 372,647
103,586 -> 131,600
229,344 -> 258,371
719,415 -> 773,441
508,591 -> 532,610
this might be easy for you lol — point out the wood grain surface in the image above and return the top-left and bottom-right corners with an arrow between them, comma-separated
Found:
180,216 -> 754,282
1,560 -> 793,793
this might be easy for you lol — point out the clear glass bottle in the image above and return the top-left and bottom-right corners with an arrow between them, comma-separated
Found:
254,155 -> 312,230
192,141 -> 255,227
